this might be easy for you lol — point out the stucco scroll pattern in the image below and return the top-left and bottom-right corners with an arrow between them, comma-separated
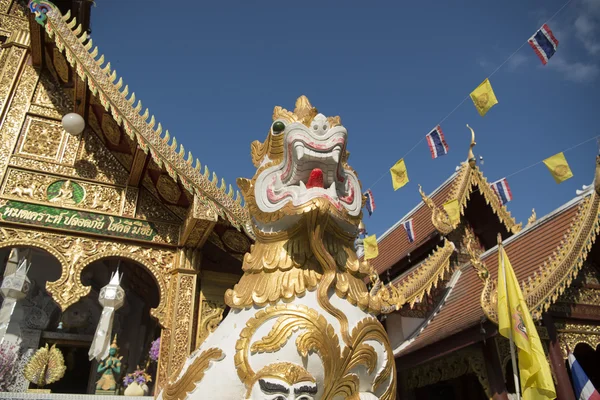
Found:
32,5 -> 251,233
0,224 -> 175,326
235,304 -> 396,399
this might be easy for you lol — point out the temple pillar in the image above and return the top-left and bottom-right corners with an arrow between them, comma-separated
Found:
155,248 -> 200,393
481,339 -> 509,400
543,313 -> 575,400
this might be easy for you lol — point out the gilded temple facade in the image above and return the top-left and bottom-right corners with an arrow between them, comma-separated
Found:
0,0 -> 252,394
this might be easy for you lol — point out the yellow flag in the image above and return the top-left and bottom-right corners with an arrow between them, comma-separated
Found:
470,78 -> 498,117
443,199 -> 460,225
363,234 -> 379,260
390,159 -> 409,190
543,152 -> 573,184
498,246 -> 557,400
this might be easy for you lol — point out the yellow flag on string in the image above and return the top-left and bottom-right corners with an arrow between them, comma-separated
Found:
498,246 -> 557,400
390,159 -> 409,190
470,78 -> 498,117
443,199 -> 461,225
363,235 -> 379,260
543,152 -> 573,184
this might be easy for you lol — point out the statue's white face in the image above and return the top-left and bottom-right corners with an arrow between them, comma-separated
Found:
249,378 -> 317,400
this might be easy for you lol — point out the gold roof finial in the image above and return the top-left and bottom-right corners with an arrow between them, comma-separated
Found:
527,208 -> 537,227
358,220 -> 366,233
466,124 -> 477,169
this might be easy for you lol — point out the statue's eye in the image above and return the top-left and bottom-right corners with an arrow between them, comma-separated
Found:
272,121 -> 285,134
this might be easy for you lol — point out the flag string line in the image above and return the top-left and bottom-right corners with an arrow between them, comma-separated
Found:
370,133 -> 600,240
364,0 -> 574,194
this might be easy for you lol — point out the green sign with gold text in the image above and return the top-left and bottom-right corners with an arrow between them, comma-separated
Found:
0,201 -> 159,241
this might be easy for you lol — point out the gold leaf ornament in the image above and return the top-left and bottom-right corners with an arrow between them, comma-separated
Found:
24,344 -> 67,387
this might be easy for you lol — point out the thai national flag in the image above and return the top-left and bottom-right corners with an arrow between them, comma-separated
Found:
365,190 -> 375,217
528,24 -> 559,65
403,219 -> 415,243
490,178 -> 513,205
568,352 -> 600,400
426,126 -> 449,159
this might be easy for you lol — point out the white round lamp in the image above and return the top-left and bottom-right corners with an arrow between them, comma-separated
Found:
62,112 -> 85,136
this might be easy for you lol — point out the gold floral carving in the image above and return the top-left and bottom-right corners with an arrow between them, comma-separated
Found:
221,229 -> 251,253
0,55 -> 38,180
101,112 -> 122,146
195,297 -> 225,348
156,326 -> 172,394
157,174 -> 182,204
136,188 -> 180,223
406,346 -> 490,398
557,285 -> 600,307
52,47 -> 69,83
31,70 -> 72,117
17,116 -> 65,160
232,304 -> 396,399
167,272 -> 197,380
121,186 -> 138,217
162,348 -> 224,400
37,9 -> 250,231
0,43 -> 26,117
0,225 -> 175,326
557,323 -> 600,358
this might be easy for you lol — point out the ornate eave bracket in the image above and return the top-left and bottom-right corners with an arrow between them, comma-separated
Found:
179,194 -> 219,248
27,0 -> 252,235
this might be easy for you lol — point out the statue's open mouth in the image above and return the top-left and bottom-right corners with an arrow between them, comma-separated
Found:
254,122 -> 362,218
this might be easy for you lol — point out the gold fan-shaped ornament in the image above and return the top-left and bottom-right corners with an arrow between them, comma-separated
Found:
23,344 -> 66,388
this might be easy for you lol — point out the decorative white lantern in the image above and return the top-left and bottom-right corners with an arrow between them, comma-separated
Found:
89,269 -> 125,362
61,113 -> 85,136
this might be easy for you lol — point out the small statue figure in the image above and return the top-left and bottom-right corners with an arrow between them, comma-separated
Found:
49,180 -> 76,205
95,335 -> 122,394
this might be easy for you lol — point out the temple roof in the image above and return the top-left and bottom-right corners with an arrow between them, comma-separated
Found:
363,162 -> 521,274
396,184 -> 595,357
28,2 -> 253,236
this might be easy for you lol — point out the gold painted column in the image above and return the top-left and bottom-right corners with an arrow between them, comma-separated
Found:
156,248 -> 199,393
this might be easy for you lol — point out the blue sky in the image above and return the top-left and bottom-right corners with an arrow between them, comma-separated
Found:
90,0 -> 600,238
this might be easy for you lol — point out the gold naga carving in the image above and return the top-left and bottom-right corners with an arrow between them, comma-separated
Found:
418,184 -> 455,235
234,304 -> 396,400
0,225 -> 175,326
465,237 -> 497,322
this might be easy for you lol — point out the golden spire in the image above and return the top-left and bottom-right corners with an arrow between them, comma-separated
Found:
466,124 -> 477,168
110,334 -> 118,349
